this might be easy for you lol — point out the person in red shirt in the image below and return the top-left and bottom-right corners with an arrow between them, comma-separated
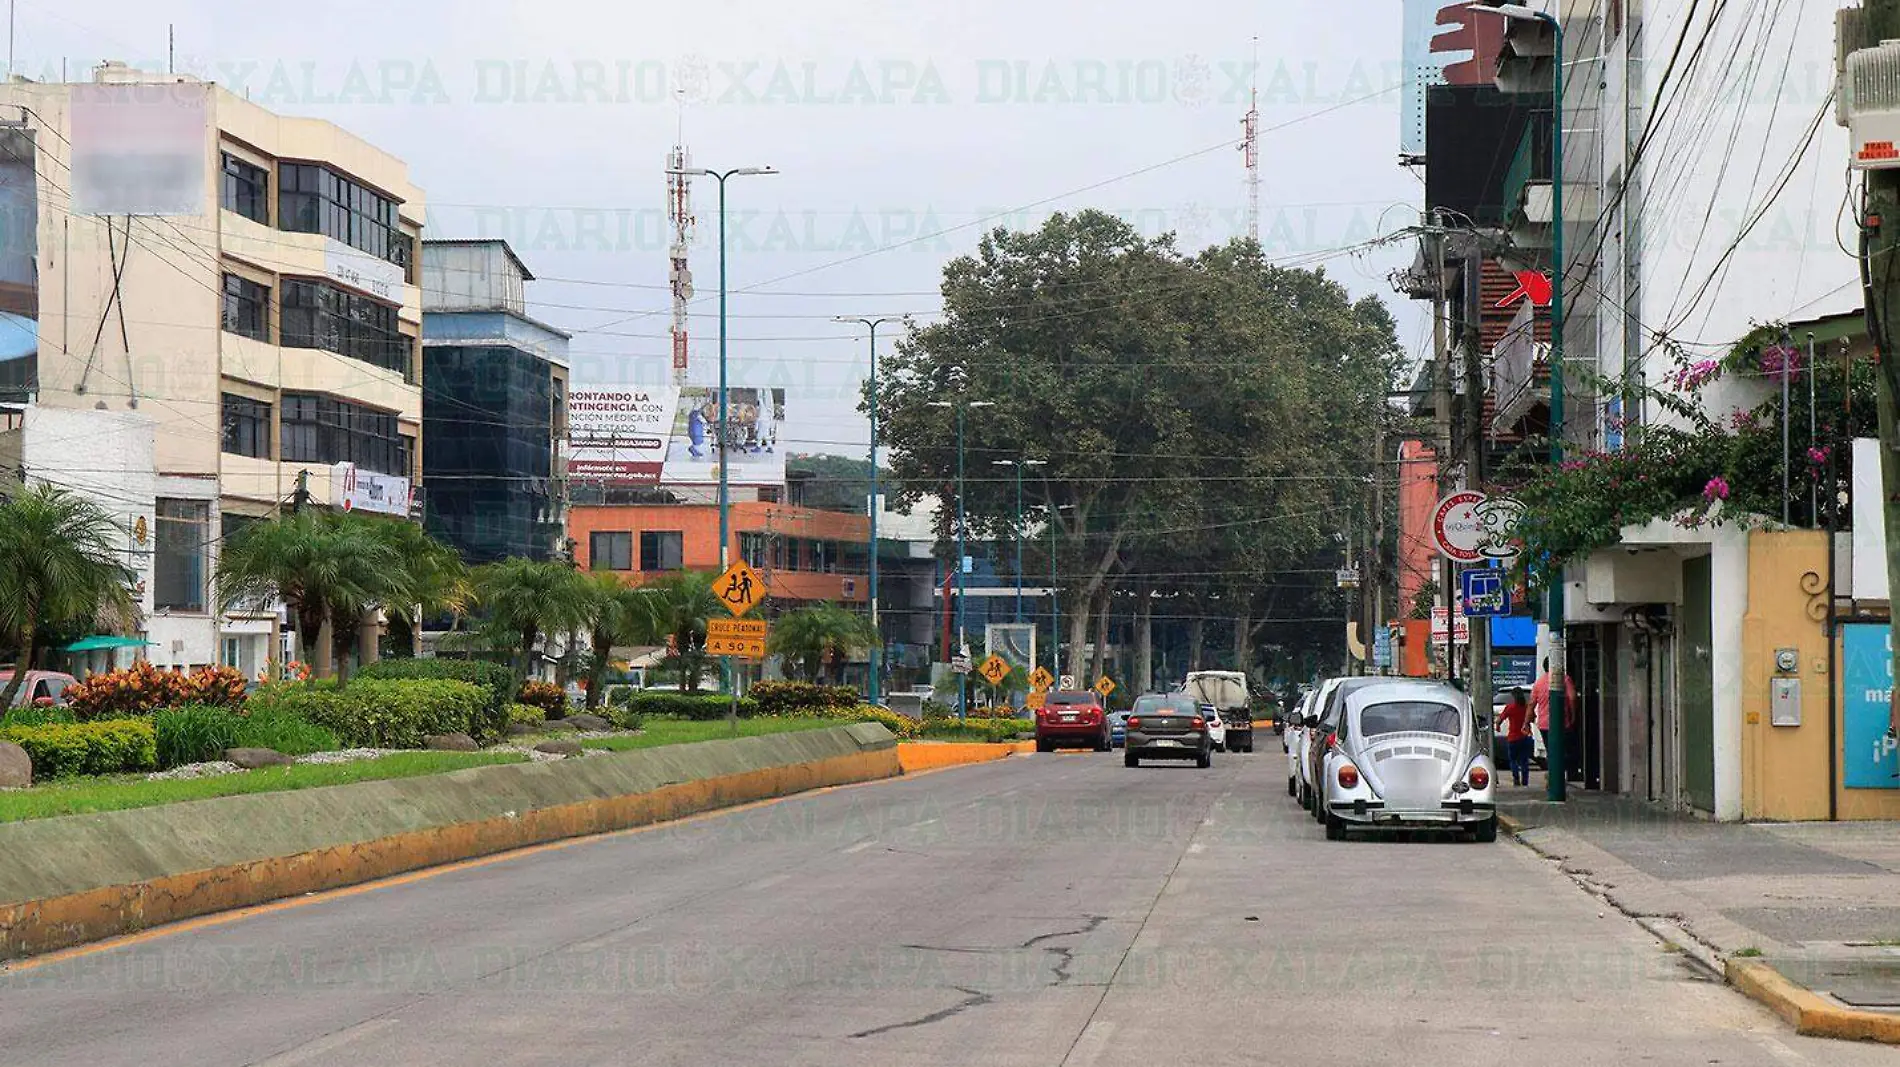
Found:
1531,658 -> 1577,734
1497,687 -> 1534,786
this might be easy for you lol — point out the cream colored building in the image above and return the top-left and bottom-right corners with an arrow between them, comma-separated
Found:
0,61 -> 426,675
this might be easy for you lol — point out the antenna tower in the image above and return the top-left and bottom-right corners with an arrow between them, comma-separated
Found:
666,98 -> 695,387
1241,36 -> 1261,245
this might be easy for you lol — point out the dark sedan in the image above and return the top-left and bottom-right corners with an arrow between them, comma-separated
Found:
1123,693 -> 1213,769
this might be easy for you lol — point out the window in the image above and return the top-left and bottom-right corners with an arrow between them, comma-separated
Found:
277,162 -> 403,266
280,392 -> 408,476
1357,701 -> 1464,738
220,393 -> 271,458
221,153 -> 268,223
155,499 -> 209,613
590,531 -> 632,572
220,273 -> 270,342
740,532 -> 767,568
639,531 -> 683,572
280,279 -> 408,377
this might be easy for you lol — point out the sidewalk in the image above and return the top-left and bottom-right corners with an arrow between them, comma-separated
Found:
1496,782 -> 1900,1041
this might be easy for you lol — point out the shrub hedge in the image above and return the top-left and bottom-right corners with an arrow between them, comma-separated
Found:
1,718 -> 158,778
66,663 -> 249,720
623,692 -> 758,721
230,704 -> 339,756
748,681 -> 860,716
352,658 -> 515,743
920,718 -> 1028,743
506,703 -> 546,728
0,704 -> 74,730
154,705 -> 243,769
516,680 -> 567,720
254,679 -> 489,749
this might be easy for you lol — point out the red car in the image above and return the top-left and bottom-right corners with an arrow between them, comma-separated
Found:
1035,691 -> 1111,752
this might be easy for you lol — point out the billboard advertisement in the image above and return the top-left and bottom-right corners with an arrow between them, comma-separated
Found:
1843,624 -> 1899,789
70,83 -> 208,216
0,128 -> 35,400
567,385 -> 785,487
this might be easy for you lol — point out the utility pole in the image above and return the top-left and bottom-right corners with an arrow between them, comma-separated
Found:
1464,235 -> 1493,724
1430,209 -> 1457,684
291,469 -> 311,514
1369,423 -> 1386,676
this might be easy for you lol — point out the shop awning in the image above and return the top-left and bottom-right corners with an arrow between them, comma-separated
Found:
62,636 -> 154,652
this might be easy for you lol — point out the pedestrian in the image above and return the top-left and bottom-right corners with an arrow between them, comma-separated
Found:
1497,686 -> 1534,787
1531,656 -> 1578,761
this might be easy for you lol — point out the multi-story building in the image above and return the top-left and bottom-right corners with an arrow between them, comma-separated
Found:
0,61 -> 426,675
420,239 -> 568,564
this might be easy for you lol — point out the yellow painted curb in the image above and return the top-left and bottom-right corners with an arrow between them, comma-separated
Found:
897,741 -> 1036,773
1499,812 -> 1526,834
1,747 -> 899,963
1729,959 -> 1900,1043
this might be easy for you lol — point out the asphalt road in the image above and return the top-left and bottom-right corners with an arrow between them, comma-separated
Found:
2,748 -> 1892,1066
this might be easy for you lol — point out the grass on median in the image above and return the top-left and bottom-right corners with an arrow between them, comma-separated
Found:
0,751 -> 527,824
579,716 -> 846,753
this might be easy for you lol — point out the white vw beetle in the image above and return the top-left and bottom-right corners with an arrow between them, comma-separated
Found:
1319,680 -> 1497,842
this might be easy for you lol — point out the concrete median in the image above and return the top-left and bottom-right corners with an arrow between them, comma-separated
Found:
0,723 -> 899,963
896,740 -> 1036,772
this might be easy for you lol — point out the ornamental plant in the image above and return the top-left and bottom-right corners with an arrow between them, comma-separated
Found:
66,661 -> 192,720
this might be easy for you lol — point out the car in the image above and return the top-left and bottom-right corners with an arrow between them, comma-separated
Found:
1124,693 -> 1214,768
1490,689 -> 1547,770
0,670 -> 78,708
1035,690 -> 1111,752
1184,670 -> 1253,753
1106,709 -> 1130,748
1301,676 -> 1391,823
1200,704 -> 1229,751
1318,680 -> 1498,842
1284,689 -> 1316,798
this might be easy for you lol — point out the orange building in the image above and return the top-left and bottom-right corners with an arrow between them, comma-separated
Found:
568,502 -> 869,607
1396,440 -> 1440,616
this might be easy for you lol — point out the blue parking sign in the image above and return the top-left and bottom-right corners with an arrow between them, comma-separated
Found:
1461,569 -> 1511,617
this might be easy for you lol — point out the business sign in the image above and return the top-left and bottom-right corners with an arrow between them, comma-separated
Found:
987,623 -> 1035,676
1373,627 -> 1393,670
1843,624 -> 1899,789
1430,606 -> 1471,645
1400,0 -> 1505,156
1492,654 -> 1537,690
324,238 -> 405,302
566,385 -> 786,487
331,462 -> 412,517
1460,568 -> 1512,617
70,83 -> 208,216
0,127 -> 35,400
1432,491 -> 1524,564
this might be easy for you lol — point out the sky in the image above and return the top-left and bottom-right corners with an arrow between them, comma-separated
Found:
24,0 -> 1432,456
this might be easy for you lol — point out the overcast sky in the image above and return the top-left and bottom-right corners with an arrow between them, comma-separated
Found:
28,0 -> 1429,456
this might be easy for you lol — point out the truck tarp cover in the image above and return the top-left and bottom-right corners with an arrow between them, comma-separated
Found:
1185,673 -> 1248,710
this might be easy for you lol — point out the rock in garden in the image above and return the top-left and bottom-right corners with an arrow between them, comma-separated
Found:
533,739 -> 583,758
0,741 -> 31,787
539,720 -> 578,732
565,714 -> 610,731
224,747 -> 293,769
507,723 -> 539,737
425,732 -> 479,752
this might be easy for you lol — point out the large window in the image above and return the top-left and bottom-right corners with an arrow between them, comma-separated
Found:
740,532 -> 767,568
220,153 -> 268,224
277,162 -> 403,265
154,499 -> 209,613
280,392 -> 410,477
590,531 -> 632,572
220,273 -> 270,342
280,279 -> 408,377
639,531 -> 683,572
220,393 -> 271,459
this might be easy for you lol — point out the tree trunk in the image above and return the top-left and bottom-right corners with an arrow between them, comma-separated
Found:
1135,594 -> 1154,694
585,636 -> 610,710
1187,617 -> 1204,672
1065,598 -> 1090,685
315,617 -> 335,680
520,627 -> 540,680
1089,586 -> 1110,684
357,608 -> 381,672
1234,611 -> 1253,682
0,625 -> 35,708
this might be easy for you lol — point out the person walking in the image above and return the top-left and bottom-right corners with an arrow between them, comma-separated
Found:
1497,686 -> 1534,787
1531,657 -> 1577,777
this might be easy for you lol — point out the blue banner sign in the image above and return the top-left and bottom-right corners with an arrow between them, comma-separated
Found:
1843,624 -> 1899,789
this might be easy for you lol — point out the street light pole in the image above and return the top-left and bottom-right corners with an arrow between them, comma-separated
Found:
992,459 -> 1046,624
838,315 -> 898,704
930,393 -> 992,720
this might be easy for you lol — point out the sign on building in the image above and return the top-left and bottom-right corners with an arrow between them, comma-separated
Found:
566,385 -> 787,488
70,83 -> 208,216
331,462 -> 413,517
1843,624 -> 1899,789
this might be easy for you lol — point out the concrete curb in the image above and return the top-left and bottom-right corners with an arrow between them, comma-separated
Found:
0,725 -> 900,963
1500,812 -> 1900,1045
897,741 -> 1035,773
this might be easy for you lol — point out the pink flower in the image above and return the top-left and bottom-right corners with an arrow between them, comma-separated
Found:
1674,359 -> 1721,391
1807,445 -> 1831,466
1759,345 -> 1804,382
1704,476 -> 1730,502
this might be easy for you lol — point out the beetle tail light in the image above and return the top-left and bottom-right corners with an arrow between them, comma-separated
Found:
1469,765 -> 1491,790
1338,763 -> 1360,789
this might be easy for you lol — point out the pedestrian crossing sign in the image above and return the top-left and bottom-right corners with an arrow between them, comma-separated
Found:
714,560 -> 766,617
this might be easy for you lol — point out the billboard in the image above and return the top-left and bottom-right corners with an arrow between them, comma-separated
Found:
1843,624 -> 1899,789
70,83 -> 208,216
567,385 -> 786,487
0,128 -> 35,399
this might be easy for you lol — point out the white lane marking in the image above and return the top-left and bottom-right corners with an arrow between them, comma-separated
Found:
250,1019 -> 401,1066
1746,1032 -> 1810,1066
842,841 -> 877,854
1187,843 -> 1205,854
749,873 -> 792,891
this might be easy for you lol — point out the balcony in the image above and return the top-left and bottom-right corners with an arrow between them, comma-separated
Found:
1501,116 -> 1553,247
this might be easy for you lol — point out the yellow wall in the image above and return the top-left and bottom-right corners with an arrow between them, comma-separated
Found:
1740,530 -> 1833,821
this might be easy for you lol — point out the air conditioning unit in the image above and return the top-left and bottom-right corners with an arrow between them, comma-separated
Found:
1843,37 -> 1900,168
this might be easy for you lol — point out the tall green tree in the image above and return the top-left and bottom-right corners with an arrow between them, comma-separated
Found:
470,558 -> 593,677
643,570 -> 722,693
768,602 -> 879,684
217,511 -> 405,678
0,484 -> 138,706
366,517 -> 473,657
578,573 -> 666,709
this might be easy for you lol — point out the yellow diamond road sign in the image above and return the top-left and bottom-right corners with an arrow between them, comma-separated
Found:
714,560 -> 766,617
1094,676 -> 1116,698
1028,666 -> 1054,691
978,654 -> 1011,686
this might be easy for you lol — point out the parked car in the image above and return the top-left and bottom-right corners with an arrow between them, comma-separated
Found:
1184,670 -> 1253,753
1302,676 -> 1392,823
0,670 -> 78,708
1200,704 -> 1229,751
1318,680 -> 1497,842
1035,691 -> 1111,752
1284,689 -> 1317,798
1124,693 -> 1213,769
1106,709 -> 1130,748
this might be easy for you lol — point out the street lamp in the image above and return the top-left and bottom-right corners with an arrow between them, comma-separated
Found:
929,393 -> 995,719
1047,502 -> 1074,681
1479,1 -> 1566,802
836,315 -> 900,705
992,459 -> 1047,622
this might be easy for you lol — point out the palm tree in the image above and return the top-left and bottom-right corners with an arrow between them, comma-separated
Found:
768,602 -> 879,686
471,558 -> 593,677
578,573 -> 666,710
0,483 -> 139,707
364,518 -> 471,657
216,511 -> 405,678
642,570 -> 722,693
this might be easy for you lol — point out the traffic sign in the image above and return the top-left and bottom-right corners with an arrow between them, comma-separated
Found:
706,617 -> 768,658
1028,666 -> 1055,691
1460,569 -> 1512,617
1059,675 -> 1075,690
1025,690 -> 1047,710
977,654 -> 1011,686
950,654 -> 973,674
1093,676 -> 1116,698
714,560 -> 766,617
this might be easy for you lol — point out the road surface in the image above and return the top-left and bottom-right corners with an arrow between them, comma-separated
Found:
1,748 -> 1888,1066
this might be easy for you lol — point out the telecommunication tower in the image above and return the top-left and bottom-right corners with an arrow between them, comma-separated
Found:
666,142 -> 695,386
1240,36 -> 1261,245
